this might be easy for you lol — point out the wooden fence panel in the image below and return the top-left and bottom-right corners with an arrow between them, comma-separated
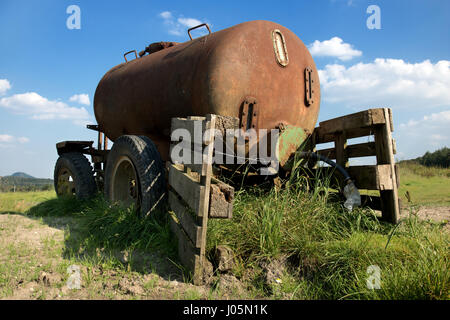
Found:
311,108 -> 400,223
168,114 -> 219,284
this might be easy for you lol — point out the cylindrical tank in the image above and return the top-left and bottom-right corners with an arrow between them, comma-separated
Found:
94,20 -> 320,166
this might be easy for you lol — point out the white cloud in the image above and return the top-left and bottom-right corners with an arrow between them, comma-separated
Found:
17,137 -> 30,143
330,0 -> 356,7
319,59 -> 450,109
69,93 -> 90,106
177,17 -> 203,28
397,110 -> 450,159
0,79 -> 11,95
0,134 -> 30,146
400,110 -> 450,129
159,11 -> 207,36
159,11 -> 172,19
0,135 -> 14,143
308,37 -> 362,61
0,92 -> 91,125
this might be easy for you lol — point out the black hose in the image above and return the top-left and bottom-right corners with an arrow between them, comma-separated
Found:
295,151 -> 351,182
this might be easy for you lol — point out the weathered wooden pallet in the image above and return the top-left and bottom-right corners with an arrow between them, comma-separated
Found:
168,114 -> 234,285
311,108 -> 400,223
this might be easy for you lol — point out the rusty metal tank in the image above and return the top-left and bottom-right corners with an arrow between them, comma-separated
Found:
93,20 -> 320,167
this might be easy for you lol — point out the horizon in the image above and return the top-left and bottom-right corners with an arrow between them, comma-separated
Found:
1,0 -> 449,178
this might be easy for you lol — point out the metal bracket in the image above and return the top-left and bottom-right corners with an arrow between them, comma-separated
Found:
188,23 -> 212,40
239,97 -> 258,131
305,67 -> 315,106
124,50 -> 138,62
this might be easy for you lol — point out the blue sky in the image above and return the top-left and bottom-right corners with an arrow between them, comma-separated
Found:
0,0 -> 449,178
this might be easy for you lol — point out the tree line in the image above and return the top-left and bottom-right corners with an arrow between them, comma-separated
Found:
415,147 -> 449,168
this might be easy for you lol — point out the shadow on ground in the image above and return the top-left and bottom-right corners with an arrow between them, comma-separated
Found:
0,197 -> 184,282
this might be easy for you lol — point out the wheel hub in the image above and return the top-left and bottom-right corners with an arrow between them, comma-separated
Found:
56,169 -> 75,196
111,156 -> 139,207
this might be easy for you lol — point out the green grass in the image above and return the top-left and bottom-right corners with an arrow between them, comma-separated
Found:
0,191 -> 181,299
207,185 -> 449,299
397,161 -> 450,205
0,190 -> 56,213
206,162 -> 450,299
0,162 -> 448,300
22,194 -> 178,272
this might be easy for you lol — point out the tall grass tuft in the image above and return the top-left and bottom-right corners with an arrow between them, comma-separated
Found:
207,161 -> 449,299
25,194 -> 178,267
75,197 -> 176,255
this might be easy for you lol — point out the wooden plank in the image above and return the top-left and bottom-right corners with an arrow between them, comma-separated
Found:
168,114 -> 217,284
316,142 -> 377,159
169,214 -> 201,274
348,165 -> 393,190
168,163 -> 205,213
374,108 -> 400,223
388,108 -> 394,132
312,165 -> 393,190
214,115 -> 239,135
197,114 -> 216,264
395,164 -> 400,188
171,117 -> 214,145
318,108 -> 386,135
170,142 -> 208,175
334,133 -> 348,168
314,126 -> 374,144
168,191 -> 203,247
392,138 -> 397,155
209,179 -> 234,219
351,141 -> 377,158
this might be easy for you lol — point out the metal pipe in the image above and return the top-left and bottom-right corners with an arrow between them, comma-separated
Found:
295,151 -> 351,181
294,151 -> 361,211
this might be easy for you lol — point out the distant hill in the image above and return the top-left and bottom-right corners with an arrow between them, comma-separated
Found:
10,172 -> 35,179
0,173 -> 53,192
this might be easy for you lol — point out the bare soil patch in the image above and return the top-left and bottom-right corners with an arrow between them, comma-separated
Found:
400,205 -> 450,231
0,213 -> 247,300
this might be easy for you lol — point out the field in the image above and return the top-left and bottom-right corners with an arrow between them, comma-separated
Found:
397,161 -> 450,205
0,163 -> 448,300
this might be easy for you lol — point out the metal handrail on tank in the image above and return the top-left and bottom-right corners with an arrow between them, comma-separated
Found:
188,23 -> 211,40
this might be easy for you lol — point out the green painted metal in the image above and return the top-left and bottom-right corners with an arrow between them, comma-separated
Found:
277,125 -> 307,168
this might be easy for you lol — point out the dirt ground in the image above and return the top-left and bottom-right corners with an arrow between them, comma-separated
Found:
400,205 -> 450,231
412,206 -> 450,223
0,214 -> 250,300
0,205 -> 448,300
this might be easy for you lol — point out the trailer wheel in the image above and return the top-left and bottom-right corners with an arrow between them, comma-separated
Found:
104,135 -> 166,216
54,152 -> 97,199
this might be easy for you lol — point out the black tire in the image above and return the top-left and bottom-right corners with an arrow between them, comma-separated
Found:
54,152 -> 97,199
104,135 -> 166,216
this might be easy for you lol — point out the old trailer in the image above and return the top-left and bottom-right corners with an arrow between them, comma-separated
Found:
54,20 -> 321,213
